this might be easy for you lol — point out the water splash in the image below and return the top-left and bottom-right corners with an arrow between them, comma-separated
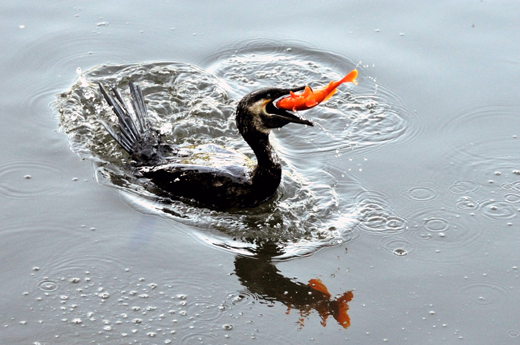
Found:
55,61 -> 365,258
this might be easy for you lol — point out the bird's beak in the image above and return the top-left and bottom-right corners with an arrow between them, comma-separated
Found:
265,86 -> 314,127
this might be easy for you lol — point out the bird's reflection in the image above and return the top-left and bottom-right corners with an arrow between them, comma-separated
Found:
234,241 -> 353,329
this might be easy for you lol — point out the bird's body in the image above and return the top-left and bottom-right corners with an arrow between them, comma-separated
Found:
99,82 -> 313,208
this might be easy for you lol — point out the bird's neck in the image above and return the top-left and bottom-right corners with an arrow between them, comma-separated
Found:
244,131 -> 282,192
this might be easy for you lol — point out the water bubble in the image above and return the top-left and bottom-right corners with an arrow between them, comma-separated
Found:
393,248 -> 407,256
480,200 -> 517,219
223,324 -> 233,330
38,280 -> 58,291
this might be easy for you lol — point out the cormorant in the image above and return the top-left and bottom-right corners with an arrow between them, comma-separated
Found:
98,82 -> 313,208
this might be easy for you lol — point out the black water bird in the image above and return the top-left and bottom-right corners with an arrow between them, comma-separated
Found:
98,82 -> 313,208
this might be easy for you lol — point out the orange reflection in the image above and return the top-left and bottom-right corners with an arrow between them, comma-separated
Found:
234,245 -> 353,329
289,278 -> 353,329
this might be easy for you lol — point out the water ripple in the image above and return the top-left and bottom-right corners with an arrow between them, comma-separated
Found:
204,40 -> 416,155
449,180 -> 480,194
504,193 -> 520,203
179,333 -> 221,345
56,60 -> 367,258
403,208 -> 484,262
401,181 -> 441,201
0,160 -> 71,199
458,281 -> 512,309
378,235 -> 416,256
440,101 -> 520,162
455,196 -> 479,210
478,200 -> 518,219
352,191 -> 407,235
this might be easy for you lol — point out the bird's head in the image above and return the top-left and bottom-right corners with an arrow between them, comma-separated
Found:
236,86 -> 313,136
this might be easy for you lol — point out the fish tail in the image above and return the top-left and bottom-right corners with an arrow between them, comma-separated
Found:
308,278 -> 331,297
338,69 -> 358,85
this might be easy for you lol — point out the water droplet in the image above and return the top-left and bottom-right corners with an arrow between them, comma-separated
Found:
393,248 -> 407,256
223,324 -> 233,330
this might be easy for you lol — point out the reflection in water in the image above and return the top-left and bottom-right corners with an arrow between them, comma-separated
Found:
234,242 -> 353,329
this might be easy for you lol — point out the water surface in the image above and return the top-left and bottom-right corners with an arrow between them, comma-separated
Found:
1,1 -> 520,344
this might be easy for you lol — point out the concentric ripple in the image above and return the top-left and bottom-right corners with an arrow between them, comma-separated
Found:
378,235 -> 416,256
352,191 -> 407,235
55,60 -> 367,258
440,102 -> 520,162
204,41 -> 413,155
458,281 -> 512,309
401,180 -> 441,201
478,200 -> 517,219
0,160 -> 71,199
404,208 -> 485,262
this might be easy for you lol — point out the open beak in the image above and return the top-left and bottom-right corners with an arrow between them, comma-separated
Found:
265,85 -> 314,127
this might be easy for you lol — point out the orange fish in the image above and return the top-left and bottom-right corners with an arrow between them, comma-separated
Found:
276,69 -> 358,112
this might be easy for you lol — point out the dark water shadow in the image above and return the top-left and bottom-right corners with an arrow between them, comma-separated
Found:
233,241 -> 353,329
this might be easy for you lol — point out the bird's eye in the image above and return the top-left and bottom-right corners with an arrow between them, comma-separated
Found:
266,93 -> 271,98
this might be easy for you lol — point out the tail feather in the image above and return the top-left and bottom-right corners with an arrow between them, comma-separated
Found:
98,82 -> 150,154
99,120 -> 133,153
129,82 -> 148,132
110,87 -> 140,141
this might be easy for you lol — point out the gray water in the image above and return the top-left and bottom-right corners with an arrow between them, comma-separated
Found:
2,1 -> 520,344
